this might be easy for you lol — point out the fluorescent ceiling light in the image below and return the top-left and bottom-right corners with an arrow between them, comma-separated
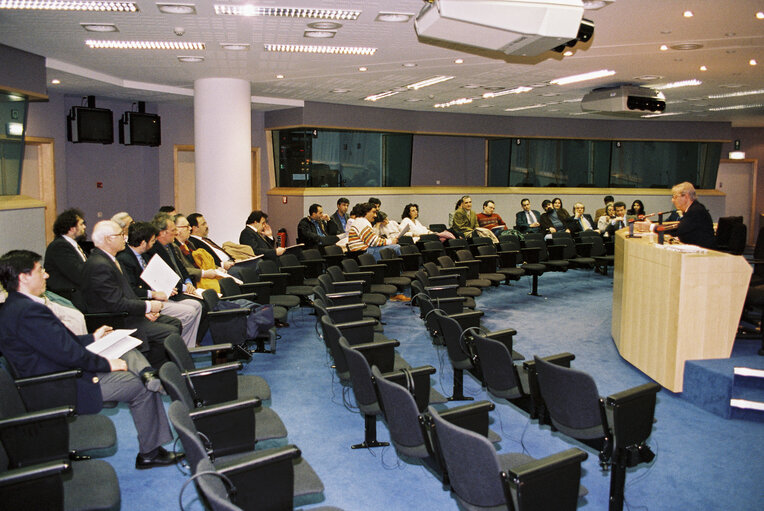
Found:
375,11 -> 414,22
406,76 -> 454,90
707,89 -> 764,99
365,90 -> 399,102
550,69 -> 615,86
504,103 -> 547,112
641,112 -> 685,118
708,103 -> 764,111
50,79 -> 61,84
654,79 -> 702,89
86,39 -> 205,50
81,23 -> 119,32
434,98 -> 473,108
156,3 -> 196,14
304,30 -> 336,38
0,0 -> 137,10
215,5 -> 360,20
264,44 -> 376,55
307,21 -> 342,29
483,86 -> 533,98
220,43 -> 250,50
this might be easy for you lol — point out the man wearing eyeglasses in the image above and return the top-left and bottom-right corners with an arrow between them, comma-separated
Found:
664,182 -> 717,249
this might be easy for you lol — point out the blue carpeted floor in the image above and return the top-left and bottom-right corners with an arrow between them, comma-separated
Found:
104,269 -> 764,510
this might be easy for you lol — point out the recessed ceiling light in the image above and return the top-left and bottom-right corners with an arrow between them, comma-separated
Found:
276,74 -> 284,79
331,88 -> 350,93
358,67 -> 367,72
454,58 -> 464,64
177,55 -> 203,62
157,3 -> 196,15
402,63 -> 418,68
307,21 -> 342,30
81,23 -> 119,32
756,12 -> 764,19
483,86 -> 505,91
476,104 -> 493,108
531,83 -> 548,88
304,30 -> 336,38
462,84 -> 481,89
0,1 -> 138,11
700,65 -> 708,71
264,44 -> 376,55
50,79 -> 61,84
750,59 -> 758,66
405,98 -> 422,102
660,30 -> 672,34
87,39 -> 205,50
563,50 -> 573,56
671,43 -> 703,50
375,11 -> 414,22
725,32 -> 736,37
220,43 -> 250,51
683,10 -> 693,18
215,5 -> 360,19
541,92 -> 559,97
550,69 -> 615,85
659,44 -> 669,51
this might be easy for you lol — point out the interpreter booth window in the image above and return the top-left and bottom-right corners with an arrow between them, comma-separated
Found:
487,137 -> 721,188
0,93 -> 28,195
273,128 -> 412,187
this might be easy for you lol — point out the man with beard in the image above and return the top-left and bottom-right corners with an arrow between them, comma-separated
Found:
44,208 -> 89,309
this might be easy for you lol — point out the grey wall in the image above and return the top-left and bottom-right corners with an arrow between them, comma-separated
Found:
0,44 -> 46,97
0,207 -> 45,256
411,135 -> 485,186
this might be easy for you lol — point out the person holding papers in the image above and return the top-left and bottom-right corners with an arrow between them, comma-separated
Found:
240,210 -> 286,261
117,221 -> 203,347
0,249 -> 183,470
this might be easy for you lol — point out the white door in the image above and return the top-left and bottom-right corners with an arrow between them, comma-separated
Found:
716,160 -> 755,243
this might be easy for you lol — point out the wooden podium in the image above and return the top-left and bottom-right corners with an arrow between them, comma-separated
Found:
612,230 -> 751,392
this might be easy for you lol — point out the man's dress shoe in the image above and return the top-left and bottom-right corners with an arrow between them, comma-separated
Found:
135,447 -> 184,470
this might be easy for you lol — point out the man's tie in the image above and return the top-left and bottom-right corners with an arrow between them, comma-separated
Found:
527,211 -> 536,225
165,245 -> 183,276
75,243 -> 88,262
203,237 -> 224,252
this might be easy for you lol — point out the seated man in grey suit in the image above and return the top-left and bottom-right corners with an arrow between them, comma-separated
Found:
515,198 -> 542,233
0,249 -> 183,469
44,208 -> 88,308
82,220 -> 180,367
326,197 -> 350,236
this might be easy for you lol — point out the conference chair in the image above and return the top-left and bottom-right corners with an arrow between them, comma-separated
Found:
475,243 -> 525,284
577,231 -> 614,275
416,292 -> 480,344
339,337 -> 446,449
296,248 -> 326,282
341,258 -> 397,297
0,367 -> 116,460
499,236 -> 547,295
247,262 -> 301,310
163,334 -> 271,403
443,238 -> 469,260
276,253 -> 318,302
326,265 -> 387,305
202,288 -> 277,355
313,282 -> 381,322
523,238 -> 568,272
169,402 -> 324,511
719,221 -> 747,255
420,240 -> 446,264
427,408 -> 587,511
313,299 -> 385,342
357,252 -> 411,293
715,216 -> 743,252
158,362 -> 288,447
551,231 -> 596,269
454,249 -> 504,286
218,277 -> 288,326
320,244 -> 345,269
396,244 -> 423,275
419,264 -> 482,303
437,254 -> 492,289
533,356 -> 660,511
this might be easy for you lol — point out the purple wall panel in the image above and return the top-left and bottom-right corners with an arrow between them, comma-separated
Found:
411,135 -> 485,186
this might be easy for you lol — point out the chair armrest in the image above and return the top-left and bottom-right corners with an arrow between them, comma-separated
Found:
547,244 -> 565,260
575,242 -> 593,257
188,343 -> 234,355
498,249 -> 521,267
520,247 -> 541,263
326,290 -> 363,306
376,257 -> 403,277
522,352 -> 576,421
439,400 -> 495,437
425,284 -> 460,298
218,444 -> 301,476
358,263 -> 387,283
325,303 -> 365,323
343,270 -> 374,281
185,362 -> 243,406
0,460 -> 70,509
207,308 -> 251,319
190,398 -> 259,458
506,448 -> 588,511
427,274 -> 460,287
220,291 -> 259,302
336,319 -> 378,345
333,280 -> 365,294
605,382 -> 660,450
0,406 -> 74,467
449,310 -> 484,331
278,264 -> 305,286
355,339 -> 400,373
431,296 -> 467,315
15,370 -> 82,411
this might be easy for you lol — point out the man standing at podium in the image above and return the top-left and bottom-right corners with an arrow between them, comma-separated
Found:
669,182 -> 717,249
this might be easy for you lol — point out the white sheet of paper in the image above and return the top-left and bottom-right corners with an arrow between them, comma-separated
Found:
214,268 -> 243,285
86,328 -> 142,359
140,254 -> 180,296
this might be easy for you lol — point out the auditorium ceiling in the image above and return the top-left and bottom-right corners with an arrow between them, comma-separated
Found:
1,0 -> 762,125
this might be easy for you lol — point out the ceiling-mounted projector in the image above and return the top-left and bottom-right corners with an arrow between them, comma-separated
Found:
414,0 -> 594,57
581,86 -> 666,115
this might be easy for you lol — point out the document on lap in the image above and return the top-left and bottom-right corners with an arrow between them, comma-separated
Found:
141,254 -> 181,296
87,329 -> 142,359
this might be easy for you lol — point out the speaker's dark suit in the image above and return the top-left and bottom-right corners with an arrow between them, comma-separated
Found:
44,236 -> 87,309
326,211 -> 348,236
239,226 -> 279,261
82,247 -> 179,367
675,200 -> 717,249
515,210 -> 542,233
567,214 -> 597,234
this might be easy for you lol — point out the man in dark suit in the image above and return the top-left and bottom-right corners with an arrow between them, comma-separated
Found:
539,200 -> 570,235
0,249 -> 182,469
240,210 -> 285,261
666,182 -> 717,249
326,197 -> 350,236
515,198 -> 542,233
82,220 -> 180,367
604,202 -> 628,236
44,208 -> 88,309
567,202 -> 599,234
187,212 -> 246,280
117,221 -> 203,348
297,203 -> 330,249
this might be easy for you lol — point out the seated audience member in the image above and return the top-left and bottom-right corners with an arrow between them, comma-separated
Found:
44,208 -> 88,308
552,197 -> 571,224
327,197 -> 350,236
374,211 -> 401,239
399,203 -> 455,242
452,195 -> 498,242
297,203 -> 330,249
604,202 -> 628,236
515,198 -> 542,233
82,220 -> 180,367
594,195 -> 615,221
347,202 -> 400,260
597,203 -> 616,234
539,200 -> 570,235
628,199 -> 646,218
111,211 -> 133,236
158,205 -> 176,216
662,181 -> 717,249
368,197 -> 383,225
117,222 -> 203,348
476,200 -> 508,236
187,213 -> 240,274
0,249 -> 183,469
240,210 -> 286,261
568,202 -> 599,233
174,214 -> 220,281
